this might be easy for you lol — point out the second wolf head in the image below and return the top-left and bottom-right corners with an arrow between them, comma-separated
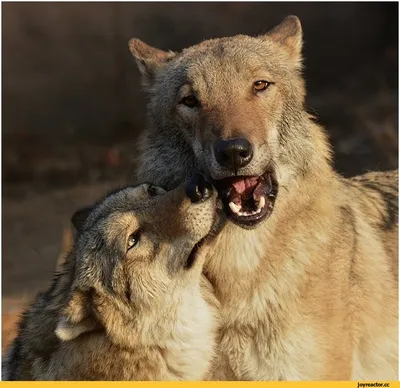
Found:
2,177 -> 221,380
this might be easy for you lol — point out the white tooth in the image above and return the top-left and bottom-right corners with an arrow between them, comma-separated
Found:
258,196 -> 266,209
229,202 -> 241,214
238,209 -> 264,217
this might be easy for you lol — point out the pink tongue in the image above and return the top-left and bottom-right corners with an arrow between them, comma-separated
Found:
232,177 -> 258,194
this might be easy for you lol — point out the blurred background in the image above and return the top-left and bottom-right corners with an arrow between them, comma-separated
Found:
2,2 -> 398,350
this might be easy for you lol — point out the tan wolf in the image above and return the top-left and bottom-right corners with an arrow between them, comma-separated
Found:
129,16 -> 398,380
2,177 -> 221,380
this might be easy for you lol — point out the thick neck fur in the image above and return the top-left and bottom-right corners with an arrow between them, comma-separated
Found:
204,117 -> 335,315
105,280 -> 210,348
96,272 -> 217,380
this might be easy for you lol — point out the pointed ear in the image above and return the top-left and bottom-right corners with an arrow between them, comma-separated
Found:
128,38 -> 176,86
55,316 -> 99,341
265,16 -> 303,65
71,206 -> 93,232
55,290 -> 100,341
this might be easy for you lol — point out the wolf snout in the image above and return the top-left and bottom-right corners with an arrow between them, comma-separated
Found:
214,138 -> 253,171
186,174 -> 213,203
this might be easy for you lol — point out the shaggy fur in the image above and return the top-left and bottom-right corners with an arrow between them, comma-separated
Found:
128,16 -> 398,380
2,183 -> 220,380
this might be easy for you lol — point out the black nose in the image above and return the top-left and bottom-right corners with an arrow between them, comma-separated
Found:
186,174 -> 213,203
214,138 -> 253,171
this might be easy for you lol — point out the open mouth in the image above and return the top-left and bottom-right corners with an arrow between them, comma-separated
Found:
214,169 -> 278,229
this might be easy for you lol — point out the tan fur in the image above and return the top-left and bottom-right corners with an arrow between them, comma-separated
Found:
3,183 -> 221,380
129,16 -> 398,380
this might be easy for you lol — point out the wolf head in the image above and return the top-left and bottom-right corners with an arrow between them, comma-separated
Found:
129,16 -> 331,229
56,177 -> 217,346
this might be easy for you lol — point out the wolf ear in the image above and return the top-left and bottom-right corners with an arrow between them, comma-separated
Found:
128,38 -> 176,86
71,206 -> 93,232
55,289 -> 100,341
265,15 -> 303,65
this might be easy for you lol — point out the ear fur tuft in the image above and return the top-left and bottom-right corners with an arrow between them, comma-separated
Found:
128,38 -> 176,86
55,289 -> 99,341
264,15 -> 303,66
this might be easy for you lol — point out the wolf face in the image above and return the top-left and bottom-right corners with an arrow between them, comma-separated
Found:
57,176 -> 218,346
129,16 -> 328,229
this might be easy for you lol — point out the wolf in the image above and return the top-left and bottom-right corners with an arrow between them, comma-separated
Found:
2,176 -> 221,380
128,16 -> 399,380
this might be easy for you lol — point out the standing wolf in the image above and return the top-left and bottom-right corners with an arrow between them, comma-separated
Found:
129,16 -> 398,380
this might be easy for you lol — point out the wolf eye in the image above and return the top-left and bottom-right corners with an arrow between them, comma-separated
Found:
180,95 -> 199,108
127,231 -> 140,251
253,80 -> 270,92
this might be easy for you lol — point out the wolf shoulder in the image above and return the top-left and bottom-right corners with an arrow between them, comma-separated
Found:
338,169 -> 398,274
342,169 -> 398,232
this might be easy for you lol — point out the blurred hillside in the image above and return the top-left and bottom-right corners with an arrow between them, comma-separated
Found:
2,2 -> 398,196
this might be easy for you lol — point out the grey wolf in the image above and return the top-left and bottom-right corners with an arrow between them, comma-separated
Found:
128,15 -> 398,380
2,177 -> 220,380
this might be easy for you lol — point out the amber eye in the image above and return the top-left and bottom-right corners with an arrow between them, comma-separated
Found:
253,80 -> 270,92
180,95 -> 199,108
127,231 -> 141,251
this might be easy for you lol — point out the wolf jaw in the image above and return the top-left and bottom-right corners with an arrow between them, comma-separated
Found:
213,169 -> 278,229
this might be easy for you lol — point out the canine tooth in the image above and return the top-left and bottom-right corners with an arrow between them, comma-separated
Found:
258,196 -> 266,209
229,201 -> 241,214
